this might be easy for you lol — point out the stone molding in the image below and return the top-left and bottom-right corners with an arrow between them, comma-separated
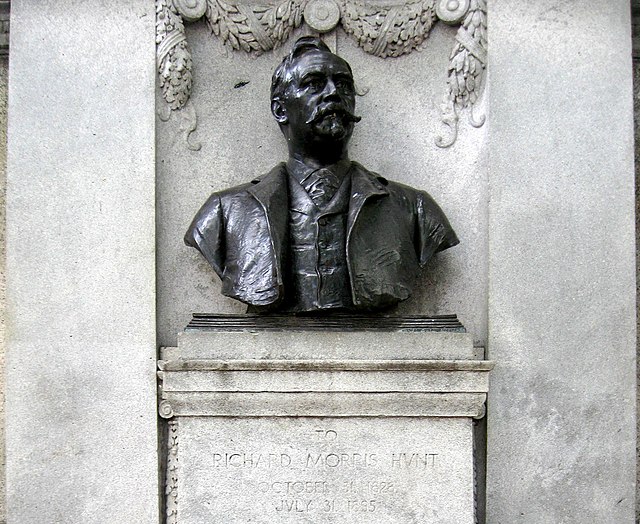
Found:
156,0 -> 486,147
158,358 -> 494,371
159,356 -> 492,417
159,390 -> 490,417
0,1 -> 9,57
633,0 -> 640,59
172,329 -> 478,360
158,328 -> 492,522
158,330 -> 493,419
165,420 -> 179,524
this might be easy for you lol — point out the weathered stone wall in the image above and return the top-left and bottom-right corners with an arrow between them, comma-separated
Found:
0,55 -> 7,524
0,2 -> 636,523
632,3 -> 640,522
5,3 -> 158,522
485,2 -> 636,522
634,58 -> 640,524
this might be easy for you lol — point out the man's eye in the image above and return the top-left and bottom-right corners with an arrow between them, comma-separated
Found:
336,79 -> 354,91
304,78 -> 324,91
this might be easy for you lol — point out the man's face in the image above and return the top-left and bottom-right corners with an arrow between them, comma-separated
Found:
274,50 -> 357,147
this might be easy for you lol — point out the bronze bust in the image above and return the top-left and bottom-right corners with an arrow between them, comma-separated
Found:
185,36 -> 458,313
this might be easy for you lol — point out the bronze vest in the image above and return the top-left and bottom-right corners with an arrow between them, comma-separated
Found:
281,170 -> 352,312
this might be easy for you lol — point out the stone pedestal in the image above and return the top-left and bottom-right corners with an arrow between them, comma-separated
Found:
158,322 -> 493,524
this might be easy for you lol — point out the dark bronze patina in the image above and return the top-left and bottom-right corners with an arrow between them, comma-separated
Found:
185,37 -> 459,313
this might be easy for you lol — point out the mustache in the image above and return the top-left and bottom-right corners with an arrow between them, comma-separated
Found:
305,103 -> 362,125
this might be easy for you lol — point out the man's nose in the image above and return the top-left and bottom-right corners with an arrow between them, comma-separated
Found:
322,78 -> 340,100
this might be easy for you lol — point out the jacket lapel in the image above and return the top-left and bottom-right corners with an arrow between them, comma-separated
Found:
246,163 -> 289,286
347,162 -> 389,241
244,162 -> 389,292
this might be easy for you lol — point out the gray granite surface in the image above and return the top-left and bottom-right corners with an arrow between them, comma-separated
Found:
486,1 -> 637,522
0,54 -> 7,524
174,417 -> 474,524
2,1 -> 638,522
173,329 -> 475,360
634,55 -> 640,524
5,2 -> 159,522
160,330 -> 492,523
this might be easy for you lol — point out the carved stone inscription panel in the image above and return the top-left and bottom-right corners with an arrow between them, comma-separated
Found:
174,416 -> 474,523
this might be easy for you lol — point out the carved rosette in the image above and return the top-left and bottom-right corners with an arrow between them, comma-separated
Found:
436,0 -> 469,24
156,0 -> 487,147
175,0 -> 208,22
159,399 -> 175,419
304,0 -> 342,33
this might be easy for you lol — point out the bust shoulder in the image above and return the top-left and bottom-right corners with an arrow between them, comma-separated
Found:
349,161 -> 431,204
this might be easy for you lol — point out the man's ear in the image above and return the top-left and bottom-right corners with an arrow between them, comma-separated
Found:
271,98 -> 288,124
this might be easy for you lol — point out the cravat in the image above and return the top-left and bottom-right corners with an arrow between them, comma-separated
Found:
300,168 -> 341,208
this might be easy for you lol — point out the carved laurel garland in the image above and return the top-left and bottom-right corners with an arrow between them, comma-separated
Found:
156,0 -> 487,147
340,0 -> 437,58
156,0 -> 192,110
437,0 -> 487,147
206,0 -> 307,53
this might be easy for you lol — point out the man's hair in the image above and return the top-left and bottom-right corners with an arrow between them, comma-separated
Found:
270,36 -> 352,102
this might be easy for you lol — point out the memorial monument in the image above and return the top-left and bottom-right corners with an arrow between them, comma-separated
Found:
4,3 -> 637,524
159,36 -> 493,524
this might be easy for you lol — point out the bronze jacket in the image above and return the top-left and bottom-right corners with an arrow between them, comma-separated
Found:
185,162 -> 459,311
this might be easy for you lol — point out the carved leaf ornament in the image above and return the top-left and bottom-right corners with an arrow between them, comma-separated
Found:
157,0 -> 193,110
165,420 -> 179,524
156,0 -> 486,147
